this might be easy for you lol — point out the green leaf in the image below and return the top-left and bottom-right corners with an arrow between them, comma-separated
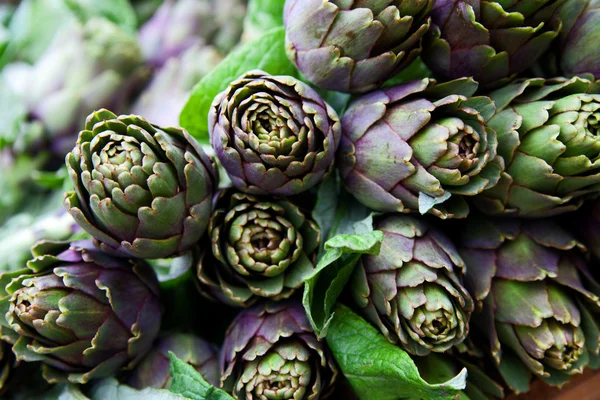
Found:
169,352 -> 235,400
179,27 -> 298,141
302,230 -> 383,338
88,378 -> 183,400
383,57 -> 434,88
328,189 -> 373,238
242,0 -> 285,42
326,304 -> 467,400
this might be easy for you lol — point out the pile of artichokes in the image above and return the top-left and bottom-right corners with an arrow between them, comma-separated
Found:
1,0 -> 600,399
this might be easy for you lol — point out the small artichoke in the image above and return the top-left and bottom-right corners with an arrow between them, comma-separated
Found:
138,0 -> 245,67
284,0 -> 434,93
0,240 -> 162,384
65,109 -> 218,259
1,18 -> 147,156
352,215 -> 474,356
209,70 -> 341,196
337,78 -> 503,219
220,300 -> 338,399
196,190 -> 320,307
457,217 -> 600,391
127,332 -> 220,389
474,76 -> 600,217
422,0 -> 565,88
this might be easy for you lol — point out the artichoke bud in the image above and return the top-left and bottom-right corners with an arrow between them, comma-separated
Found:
0,240 -> 162,384
64,109 -> 218,259
352,215 -> 474,356
197,190 -> 320,307
221,301 -> 337,400
209,71 -> 341,196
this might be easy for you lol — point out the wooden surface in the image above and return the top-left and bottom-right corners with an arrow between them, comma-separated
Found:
507,369 -> 600,400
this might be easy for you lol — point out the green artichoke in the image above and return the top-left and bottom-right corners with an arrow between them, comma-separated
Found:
457,217 -> 600,392
422,0 -> 565,88
64,109 -> 218,259
1,18 -> 147,156
209,70 -> 341,197
337,78 -> 503,219
352,215 -> 473,356
284,0 -> 434,93
221,300 -> 338,399
0,240 -> 162,384
474,76 -> 600,217
127,332 -> 220,389
196,190 -> 320,307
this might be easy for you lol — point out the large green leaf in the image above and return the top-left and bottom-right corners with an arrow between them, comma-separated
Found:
326,305 -> 467,400
242,0 -> 285,42
169,352 -> 235,400
179,27 -> 298,142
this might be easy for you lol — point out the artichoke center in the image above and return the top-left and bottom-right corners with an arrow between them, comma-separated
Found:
586,113 -> 600,136
458,132 -> 476,158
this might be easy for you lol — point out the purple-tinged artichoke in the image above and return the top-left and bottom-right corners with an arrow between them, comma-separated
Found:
220,300 -> 338,399
422,0 -> 565,88
352,215 -> 474,356
196,190 -> 320,307
64,109 -> 218,259
0,240 -> 162,384
542,0 -> 600,79
1,18 -> 148,156
209,70 -> 341,197
132,44 -> 223,127
474,76 -> 600,217
138,0 -> 245,68
284,0 -> 434,93
337,78 -> 503,219
127,332 -> 219,389
457,217 -> 600,392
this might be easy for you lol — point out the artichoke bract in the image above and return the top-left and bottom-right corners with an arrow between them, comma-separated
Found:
64,109 -> 217,259
284,0 -> 434,93
422,0 -> 565,88
209,71 -> 341,197
220,300 -> 338,399
474,76 -> 600,217
337,78 -> 503,219
196,191 -> 320,307
457,217 -> 600,391
1,18 -> 147,156
127,332 -> 220,389
0,240 -> 161,384
352,215 -> 474,356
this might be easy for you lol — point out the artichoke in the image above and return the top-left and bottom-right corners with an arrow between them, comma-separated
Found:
474,76 -> 600,217
132,44 -> 223,127
541,0 -> 600,79
422,0 -> 565,88
337,78 -> 503,219
220,300 -> 338,399
127,332 -> 220,389
138,0 -> 245,67
64,109 -> 218,259
209,70 -> 341,196
1,18 -> 147,156
284,0 -> 434,93
352,215 -> 474,356
196,190 -> 320,307
0,240 -> 162,384
457,217 -> 600,391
